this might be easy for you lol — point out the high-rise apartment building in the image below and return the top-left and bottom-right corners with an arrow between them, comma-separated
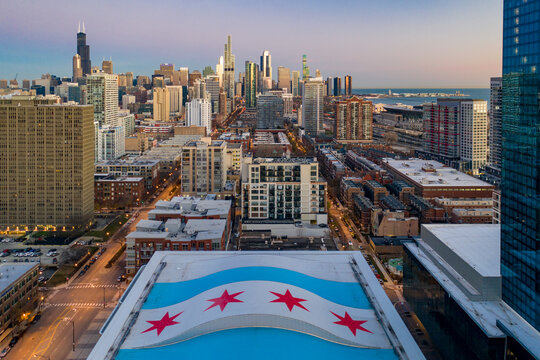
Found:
185,98 -> 211,135
73,54 -> 82,82
344,75 -> 352,96
291,71 -> 300,96
333,77 -> 342,96
489,77 -> 502,170
97,125 -> 125,161
423,99 -> 488,174
277,66 -> 291,92
181,140 -> 228,195
302,54 -> 310,79
256,94 -> 284,129
102,60 -> 113,74
219,88 -> 227,116
459,100 -> 488,175
326,77 -> 333,96
188,71 -> 202,87
223,35 -> 235,98
86,72 -> 118,126
244,61 -> 258,109
76,22 -> 91,76
335,96 -> 373,141
501,0 -> 540,330
126,72 -> 134,87
153,87 -> 170,121
241,158 -> 327,223
0,97 -> 94,229
167,85 -> 183,114
282,93 -> 293,117
302,77 -> 324,136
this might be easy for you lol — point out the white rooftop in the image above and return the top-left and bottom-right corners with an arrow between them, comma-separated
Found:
422,224 -> 500,277
0,263 -> 36,295
88,252 -> 424,360
383,158 -> 493,188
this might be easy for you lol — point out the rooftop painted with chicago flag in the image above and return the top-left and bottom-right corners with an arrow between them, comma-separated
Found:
88,252 -> 424,360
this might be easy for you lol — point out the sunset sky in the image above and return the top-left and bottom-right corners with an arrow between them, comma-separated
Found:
0,0 -> 502,87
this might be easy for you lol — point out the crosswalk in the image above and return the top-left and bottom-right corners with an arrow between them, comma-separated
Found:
45,302 -> 105,308
67,284 -> 118,289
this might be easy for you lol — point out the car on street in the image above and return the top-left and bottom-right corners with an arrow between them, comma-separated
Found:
0,346 -> 10,358
31,314 -> 41,324
9,337 -> 18,347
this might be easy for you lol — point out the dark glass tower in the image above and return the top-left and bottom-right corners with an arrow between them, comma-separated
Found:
501,0 -> 539,330
333,77 -> 342,96
77,24 -> 91,76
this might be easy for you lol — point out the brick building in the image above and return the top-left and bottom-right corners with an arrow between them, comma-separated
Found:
95,176 -> 145,208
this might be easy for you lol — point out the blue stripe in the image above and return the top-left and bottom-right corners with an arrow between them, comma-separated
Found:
115,327 -> 398,360
142,266 -> 370,309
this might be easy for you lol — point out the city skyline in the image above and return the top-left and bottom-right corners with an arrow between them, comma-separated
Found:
0,0 -> 502,87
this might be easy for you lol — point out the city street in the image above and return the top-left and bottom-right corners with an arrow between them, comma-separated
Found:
5,174 -> 181,360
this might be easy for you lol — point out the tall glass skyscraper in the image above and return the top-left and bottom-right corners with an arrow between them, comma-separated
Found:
77,22 -> 91,76
501,0 -> 539,331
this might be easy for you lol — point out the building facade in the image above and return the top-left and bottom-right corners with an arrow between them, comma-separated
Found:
302,77 -> 324,136
87,73 -> 119,126
501,0 -> 540,331
181,140 -> 228,195
335,96 -> 373,141
0,97 -> 94,229
185,98 -> 211,135
256,94 -> 284,129
241,158 -> 328,224
244,61 -> 258,109
344,75 -> 352,96
277,66 -> 291,92
97,125 -> 125,161
76,23 -> 91,75
223,35 -> 235,98
489,77 -> 503,170
333,77 -> 342,96
153,87 -> 170,122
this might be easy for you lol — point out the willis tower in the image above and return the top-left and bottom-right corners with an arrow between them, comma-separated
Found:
77,22 -> 91,76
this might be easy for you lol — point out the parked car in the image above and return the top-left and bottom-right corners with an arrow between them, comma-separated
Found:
0,346 -> 10,358
31,314 -> 41,324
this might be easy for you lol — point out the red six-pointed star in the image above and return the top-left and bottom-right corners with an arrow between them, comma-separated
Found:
331,311 -> 372,335
142,311 -> 182,336
270,289 -> 309,312
205,289 -> 244,311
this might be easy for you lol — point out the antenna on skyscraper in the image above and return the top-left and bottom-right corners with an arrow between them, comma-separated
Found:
78,21 -> 81,33
82,21 -> 85,34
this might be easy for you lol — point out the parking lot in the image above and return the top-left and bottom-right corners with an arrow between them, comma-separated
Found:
0,239 -> 66,266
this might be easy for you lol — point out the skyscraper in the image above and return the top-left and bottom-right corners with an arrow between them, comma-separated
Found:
326,77 -> 333,96
256,94 -> 284,129
459,99 -> 488,175
489,77 -> 502,170
73,54 -> 82,82
501,0 -> 539,331
76,22 -> 91,76
223,35 -> 235,98
344,75 -> 352,96
291,71 -> 300,96
333,77 -> 342,96
179,67 -> 189,86
102,60 -> 113,74
86,72 -> 119,126
244,61 -> 258,109
260,50 -> 272,79
153,87 -> 170,121
277,66 -> 291,92
0,97 -> 94,229
335,96 -> 372,141
302,77 -> 324,136
302,54 -> 310,79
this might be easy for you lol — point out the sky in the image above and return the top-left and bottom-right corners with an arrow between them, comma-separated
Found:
0,0 -> 502,88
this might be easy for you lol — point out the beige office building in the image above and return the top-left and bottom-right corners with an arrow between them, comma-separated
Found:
102,60 -> 113,74
0,97 -> 94,230
153,87 -> 170,121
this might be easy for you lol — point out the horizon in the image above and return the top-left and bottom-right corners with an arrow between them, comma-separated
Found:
0,0 -> 502,87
